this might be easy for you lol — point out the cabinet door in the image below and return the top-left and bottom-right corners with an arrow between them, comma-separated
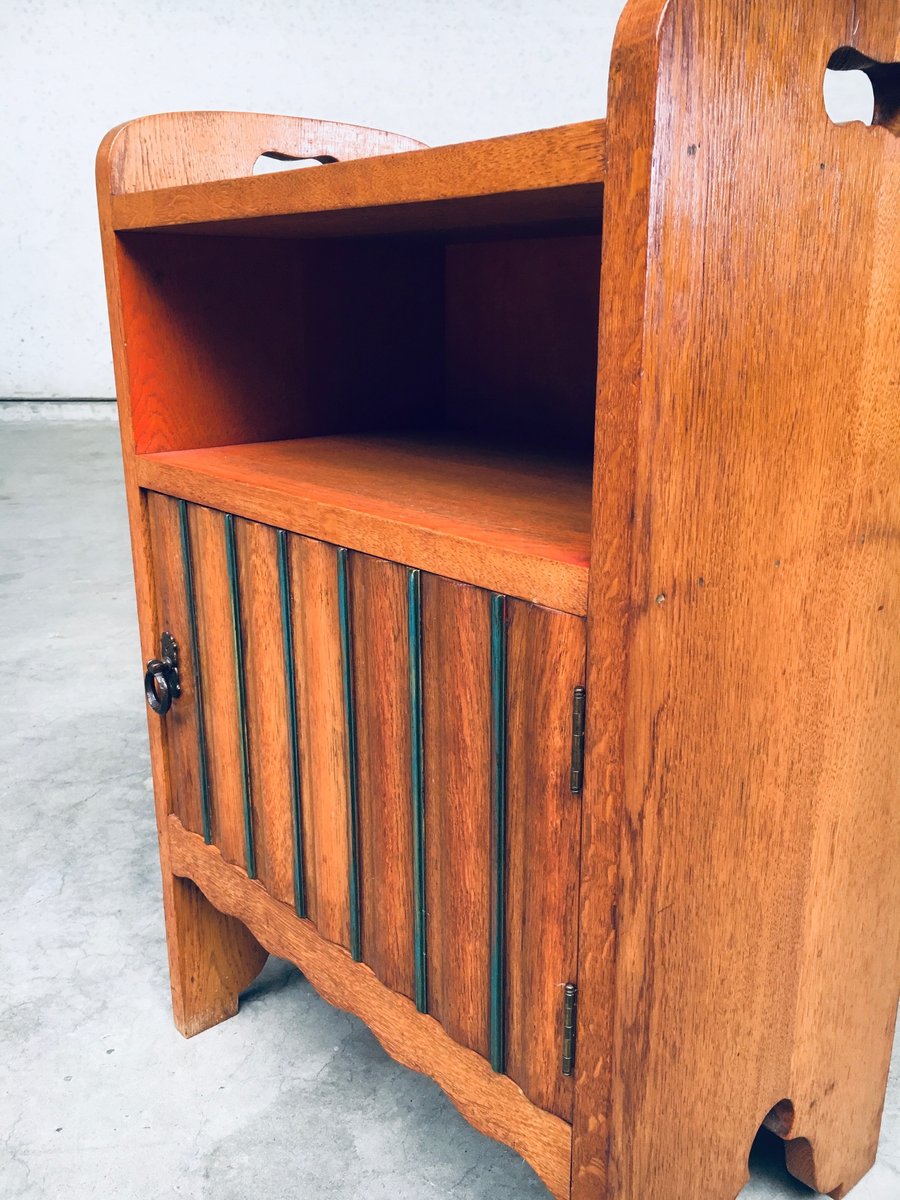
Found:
146,496 -> 351,943
421,577 -> 585,1120
145,493 -> 585,1120
146,495 -> 303,895
145,492 -> 207,840
504,597 -> 585,1120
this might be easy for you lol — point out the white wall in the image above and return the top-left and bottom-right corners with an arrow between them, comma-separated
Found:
0,0 -> 622,399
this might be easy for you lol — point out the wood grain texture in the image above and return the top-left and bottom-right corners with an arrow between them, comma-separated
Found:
290,535 -> 351,950
570,1 -> 663,1187
144,492 -> 203,835
164,873 -> 269,1038
350,554 -> 416,999
108,121 -> 605,238
100,41 -> 900,1200
234,518 -> 294,905
574,2 -> 900,1198
167,816 -> 572,1200
101,110 -> 426,195
445,236 -> 602,455
136,435 -> 591,616
185,504 -> 247,869
116,235 -> 444,456
505,601 -> 585,1122
422,575 -> 492,1059
132,499 -> 269,1040
95,108 -> 424,1090
97,114 -> 358,1054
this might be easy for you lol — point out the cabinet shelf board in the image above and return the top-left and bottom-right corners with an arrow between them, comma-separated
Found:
111,121 -> 606,239
135,433 -> 592,615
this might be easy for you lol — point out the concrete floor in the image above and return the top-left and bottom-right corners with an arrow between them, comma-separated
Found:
1,413 -> 897,1200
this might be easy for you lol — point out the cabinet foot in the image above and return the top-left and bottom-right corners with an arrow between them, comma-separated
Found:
764,1098 -> 882,1200
162,871 -> 269,1037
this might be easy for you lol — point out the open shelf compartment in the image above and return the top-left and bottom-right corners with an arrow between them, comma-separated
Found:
117,133 -> 603,616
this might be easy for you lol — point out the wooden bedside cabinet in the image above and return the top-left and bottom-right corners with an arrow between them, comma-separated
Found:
97,2 -> 899,1197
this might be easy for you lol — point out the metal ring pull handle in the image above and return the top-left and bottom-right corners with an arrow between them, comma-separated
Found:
145,659 -> 174,714
144,632 -> 181,717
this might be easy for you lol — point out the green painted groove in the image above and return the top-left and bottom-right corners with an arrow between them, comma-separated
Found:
337,547 -> 362,962
277,530 -> 306,918
407,567 -> 428,1013
178,500 -> 212,845
224,513 -> 256,879
489,592 -> 508,1074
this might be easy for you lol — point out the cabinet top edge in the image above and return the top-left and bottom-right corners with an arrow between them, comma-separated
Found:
101,119 -> 607,236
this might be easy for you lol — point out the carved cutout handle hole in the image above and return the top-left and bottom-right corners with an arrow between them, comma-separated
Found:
824,47 -> 900,135
253,151 -> 339,175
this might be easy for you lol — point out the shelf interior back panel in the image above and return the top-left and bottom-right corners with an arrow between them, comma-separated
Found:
135,434 -> 592,615
110,121 -> 607,239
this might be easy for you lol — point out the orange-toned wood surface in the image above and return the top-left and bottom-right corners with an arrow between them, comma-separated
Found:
165,873 -> 269,1039
289,535 -> 352,951
102,110 -> 426,195
445,236 -> 602,455
505,601 -> 585,1123
422,575 -> 493,1059
574,2 -> 900,1199
167,817 -> 573,1200
144,492 -> 203,836
350,554 -> 416,1000
109,121 -> 605,238
116,235 -> 444,456
136,435 -> 591,616
233,518 -> 295,905
131,497 -> 269,1044
99,23 -> 900,1198
184,504 -> 247,870
98,116 -> 384,1054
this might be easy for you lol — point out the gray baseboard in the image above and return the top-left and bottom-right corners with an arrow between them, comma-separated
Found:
0,400 -> 118,422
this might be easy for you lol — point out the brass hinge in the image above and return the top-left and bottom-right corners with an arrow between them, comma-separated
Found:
561,982 -> 578,1076
570,687 -> 586,794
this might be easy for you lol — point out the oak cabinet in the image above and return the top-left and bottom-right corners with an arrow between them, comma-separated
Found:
98,3 -> 900,1197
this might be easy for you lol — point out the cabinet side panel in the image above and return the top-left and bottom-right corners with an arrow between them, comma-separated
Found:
144,491 -> 203,836
187,504 -> 247,869
505,601 -> 585,1122
351,554 -> 416,999
422,575 -> 492,1059
291,535 -> 352,949
578,2 -> 900,1197
234,518 -> 295,905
